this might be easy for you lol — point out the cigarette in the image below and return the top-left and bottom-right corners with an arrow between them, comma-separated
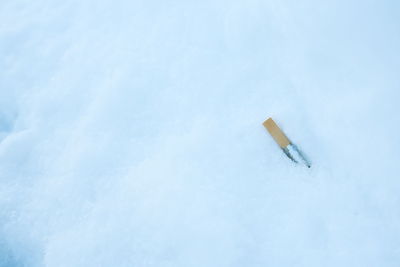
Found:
263,118 -> 311,168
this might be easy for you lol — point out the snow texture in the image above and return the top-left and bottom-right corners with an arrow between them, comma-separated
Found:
1,0 -> 400,266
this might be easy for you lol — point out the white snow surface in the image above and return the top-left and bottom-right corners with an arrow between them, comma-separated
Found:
1,0 -> 400,266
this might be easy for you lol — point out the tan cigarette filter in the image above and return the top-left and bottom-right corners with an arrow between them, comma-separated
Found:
263,118 -> 291,148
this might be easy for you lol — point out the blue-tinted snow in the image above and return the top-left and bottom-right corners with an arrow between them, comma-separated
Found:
1,0 -> 400,266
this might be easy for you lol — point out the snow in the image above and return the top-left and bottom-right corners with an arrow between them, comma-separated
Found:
1,0 -> 400,266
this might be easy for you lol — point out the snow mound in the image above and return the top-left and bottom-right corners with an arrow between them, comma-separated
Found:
1,0 -> 400,266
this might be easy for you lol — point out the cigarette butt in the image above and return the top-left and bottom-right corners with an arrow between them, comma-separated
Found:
262,117 -> 311,168
263,118 -> 290,148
